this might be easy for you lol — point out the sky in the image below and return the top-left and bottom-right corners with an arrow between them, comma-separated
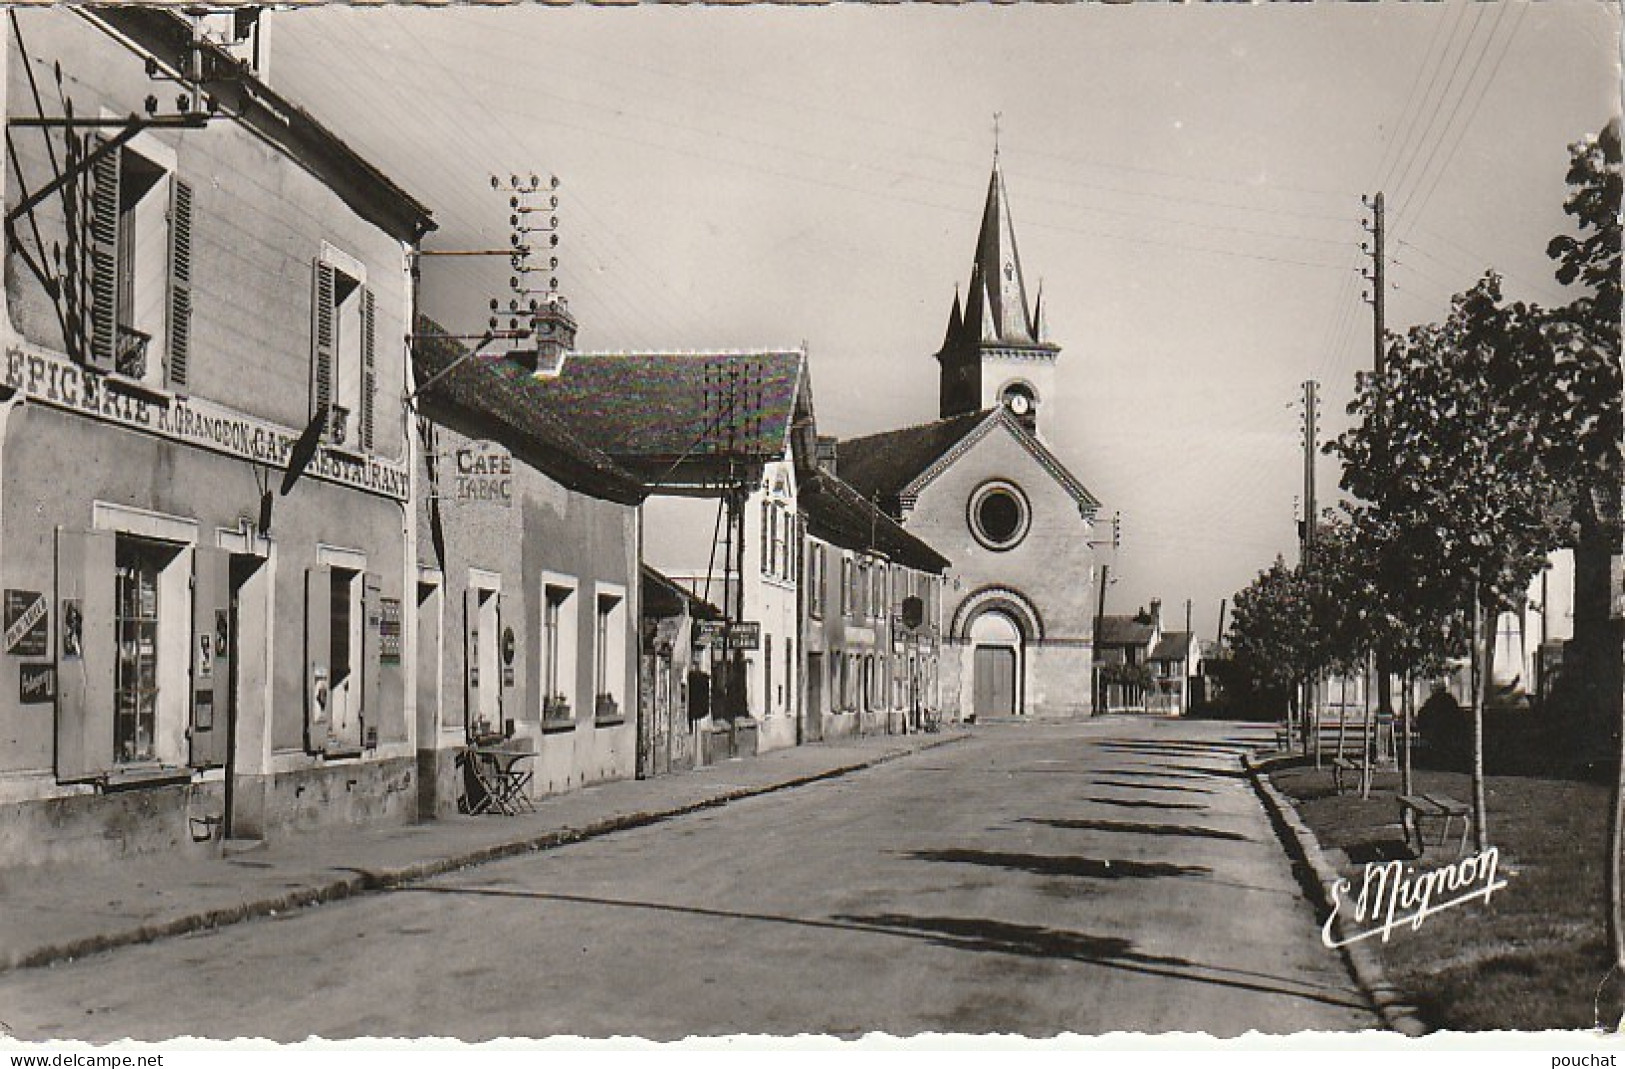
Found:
270,1 -> 1620,641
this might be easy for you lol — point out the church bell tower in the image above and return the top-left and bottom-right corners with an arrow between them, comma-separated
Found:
933,158 -> 1060,435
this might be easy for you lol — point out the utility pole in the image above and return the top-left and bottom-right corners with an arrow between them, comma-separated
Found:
1300,378 -> 1319,750
1093,563 -> 1110,716
1363,190 -> 1393,719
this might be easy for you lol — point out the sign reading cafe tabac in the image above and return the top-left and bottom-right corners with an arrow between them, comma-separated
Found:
3,347 -> 410,501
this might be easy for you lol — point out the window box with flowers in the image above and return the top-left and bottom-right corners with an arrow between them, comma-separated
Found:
542,694 -> 573,732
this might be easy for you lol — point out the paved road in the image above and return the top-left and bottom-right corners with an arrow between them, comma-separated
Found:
0,718 -> 1376,1040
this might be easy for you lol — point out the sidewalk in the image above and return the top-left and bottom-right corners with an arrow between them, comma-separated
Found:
0,729 -> 968,976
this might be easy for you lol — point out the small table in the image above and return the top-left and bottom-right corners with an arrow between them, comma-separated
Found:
466,742 -> 537,815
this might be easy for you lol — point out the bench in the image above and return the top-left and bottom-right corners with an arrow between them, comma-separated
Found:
1398,793 -> 1472,857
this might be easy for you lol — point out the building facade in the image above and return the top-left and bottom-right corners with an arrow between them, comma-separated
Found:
0,9 -> 434,866
800,467 -> 949,741
411,326 -> 645,815
534,349 -> 817,756
836,161 -> 1102,722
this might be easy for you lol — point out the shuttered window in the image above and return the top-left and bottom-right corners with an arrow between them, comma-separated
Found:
310,255 -> 377,453
87,138 -> 182,385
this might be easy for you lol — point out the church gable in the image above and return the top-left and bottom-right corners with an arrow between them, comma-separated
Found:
902,409 -> 1099,519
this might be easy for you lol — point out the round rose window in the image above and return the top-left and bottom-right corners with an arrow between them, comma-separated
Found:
968,481 -> 1030,551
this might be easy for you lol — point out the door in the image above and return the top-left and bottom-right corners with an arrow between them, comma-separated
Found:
973,646 -> 1017,718
805,653 -> 824,742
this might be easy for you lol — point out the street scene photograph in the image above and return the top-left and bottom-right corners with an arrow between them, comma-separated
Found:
0,0 -> 1619,1050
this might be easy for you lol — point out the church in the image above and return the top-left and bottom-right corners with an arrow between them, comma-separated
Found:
834,158 -> 1104,720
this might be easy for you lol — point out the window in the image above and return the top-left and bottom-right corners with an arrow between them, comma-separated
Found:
968,480 -> 1031,551
840,556 -> 852,617
784,639 -> 792,711
764,634 -> 773,714
311,247 -> 377,453
594,585 -> 626,723
760,500 -> 770,573
808,544 -> 824,620
113,538 -> 164,764
87,140 -> 192,388
542,580 -> 576,722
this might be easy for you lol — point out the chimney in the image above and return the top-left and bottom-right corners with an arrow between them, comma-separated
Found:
1149,599 -> 1162,625
816,436 -> 838,476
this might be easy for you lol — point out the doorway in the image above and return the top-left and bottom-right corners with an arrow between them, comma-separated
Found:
970,609 -> 1022,719
225,552 -> 268,839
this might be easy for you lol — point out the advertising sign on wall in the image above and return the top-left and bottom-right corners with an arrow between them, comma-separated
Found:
4,590 -> 48,657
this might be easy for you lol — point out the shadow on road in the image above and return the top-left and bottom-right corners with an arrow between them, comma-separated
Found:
1018,817 -> 1252,842
1092,779 -> 1216,795
388,885 -> 1368,1017
1093,767 -> 1218,783
1081,796 -> 1210,812
904,847 -> 1210,880
834,912 -> 1373,1014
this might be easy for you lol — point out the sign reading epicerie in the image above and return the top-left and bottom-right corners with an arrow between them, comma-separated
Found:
4,347 -> 410,501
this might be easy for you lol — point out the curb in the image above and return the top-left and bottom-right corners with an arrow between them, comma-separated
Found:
9,732 -> 968,975
1241,751 -> 1431,1037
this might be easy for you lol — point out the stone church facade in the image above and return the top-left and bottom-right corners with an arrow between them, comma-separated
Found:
836,161 -> 1103,720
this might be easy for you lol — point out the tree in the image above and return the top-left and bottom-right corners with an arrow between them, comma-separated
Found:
1548,119 -> 1624,977
1331,273 -> 1573,850
1226,557 -> 1315,727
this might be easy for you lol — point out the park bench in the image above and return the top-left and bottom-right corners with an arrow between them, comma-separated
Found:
1398,792 -> 1472,857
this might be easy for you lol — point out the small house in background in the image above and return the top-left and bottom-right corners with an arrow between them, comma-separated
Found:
639,564 -> 722,778
411,320 -> 646,816
1093,602 -> 1163,713
1147,630 -> 1201,716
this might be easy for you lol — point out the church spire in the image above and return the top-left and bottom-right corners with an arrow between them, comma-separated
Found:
969,158 -> 1036,346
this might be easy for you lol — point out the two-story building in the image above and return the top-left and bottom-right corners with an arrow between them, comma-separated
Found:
534,349 -> 816,756
800,463 -> 950,740
0,9 -> 434,866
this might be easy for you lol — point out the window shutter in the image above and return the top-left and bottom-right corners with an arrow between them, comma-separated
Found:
55,527 -> 116,782
166,177 -> 194,390
361,571 -> 382,745
304,565 -> 333,752
464,586 -> 480,732
86,140 -> 120,372
360,287 -> 376,453
189,545 -> 229,768
495,591 -> 508,718
310,259 -> 335,433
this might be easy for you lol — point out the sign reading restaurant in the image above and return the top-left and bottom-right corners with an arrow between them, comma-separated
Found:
4,346 -> 410,501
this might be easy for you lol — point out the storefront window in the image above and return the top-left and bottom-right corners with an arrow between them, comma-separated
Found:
114,538 -> 164,764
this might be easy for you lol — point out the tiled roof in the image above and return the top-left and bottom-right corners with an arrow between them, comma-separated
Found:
641,564 -> 723,621
412,320 -> 646,505
837,409 -> 996,504
801,471 -> 951,574
1097,614 -> 1157,647
838,407 -> 1100,516
534,350 -> 811,482
1151,631 -> 1196,662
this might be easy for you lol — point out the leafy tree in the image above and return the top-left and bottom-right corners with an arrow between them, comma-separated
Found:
1548,119 -> 1624,976
1226,557 -> 1314,726
1331,273 -> 1573,849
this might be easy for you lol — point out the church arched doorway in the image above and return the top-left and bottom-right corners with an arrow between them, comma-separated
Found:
970,609 -> 1023,719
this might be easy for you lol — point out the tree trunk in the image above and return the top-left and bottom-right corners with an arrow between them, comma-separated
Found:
1361,651 -> 1375,798
1336,673 -> 1349,760
1611,488 -> 1625,973
1402,668 -> 1414,797
1472,582 -> 1490,853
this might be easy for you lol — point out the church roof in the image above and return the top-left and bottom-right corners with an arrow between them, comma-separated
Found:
801,470 -> 952,574
837,407 -> 1100,517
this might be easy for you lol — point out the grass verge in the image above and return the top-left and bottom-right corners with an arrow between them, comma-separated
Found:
1269,751 -> 1610,1032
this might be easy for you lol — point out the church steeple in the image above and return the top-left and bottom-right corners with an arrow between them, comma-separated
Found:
969,163 -> 1038,347
933,150 -> 1062,430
